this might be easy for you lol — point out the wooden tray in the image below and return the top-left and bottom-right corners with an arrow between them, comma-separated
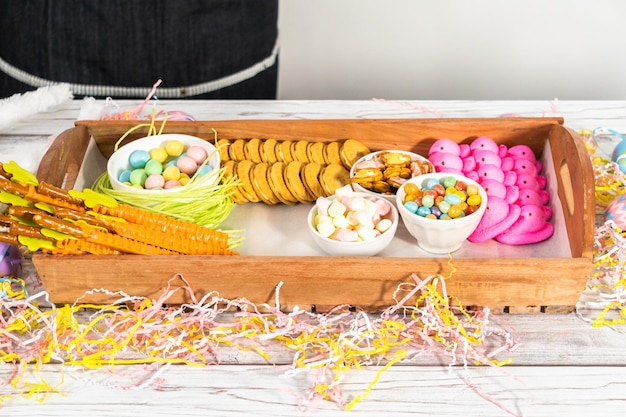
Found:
33,118 -> 595,313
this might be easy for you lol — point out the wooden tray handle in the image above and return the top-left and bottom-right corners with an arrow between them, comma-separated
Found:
37,125 -> 90,190
548,125 -> 595,258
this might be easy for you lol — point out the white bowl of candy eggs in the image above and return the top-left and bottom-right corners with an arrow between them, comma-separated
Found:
107,133 -> 221,195
349,150 -> 434,206
308,185 -> 399,256
395,172 -> 488,254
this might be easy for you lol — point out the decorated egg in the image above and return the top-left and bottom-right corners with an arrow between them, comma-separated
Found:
606,193 -> 626,229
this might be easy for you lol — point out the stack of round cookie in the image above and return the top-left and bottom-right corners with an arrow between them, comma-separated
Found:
218,138 -> 371,204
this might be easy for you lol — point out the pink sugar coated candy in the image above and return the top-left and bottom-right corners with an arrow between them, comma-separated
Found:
186,145 -> 208,164
176,156 -> 198,175
163,179 -> 182,189
144,173 -> 165,189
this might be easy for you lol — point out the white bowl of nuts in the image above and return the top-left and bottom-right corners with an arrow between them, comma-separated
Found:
349,150 -> 434,205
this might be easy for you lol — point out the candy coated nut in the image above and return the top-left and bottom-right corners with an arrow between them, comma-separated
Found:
162,165 -> 181,182
422,177 -> 440,190
186,145 -> 208,164
444,193 -> 461,205
163,180 -> 182,189
176,156 -> 198,175
144,159 -> 163,176
403,183 -> 420,195
447,204 -> 463,218
118,169 -> 132,183
417,206 -> 431,217
442,176 -> 457,189
421,194 -> 434,208
403,201 -> 418,213
129,169 -> 147,186
128,150 -> 151,169
165,140 -> 185,157
437,200 -> 450,214
144,174 -> 165,189
467,194 -> 482,206
149,147 -> 169,163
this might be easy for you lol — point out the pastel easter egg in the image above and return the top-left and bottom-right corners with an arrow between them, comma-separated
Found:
128,150 -> 151,169
186,145 -> 208,164
606,193 -> 626,229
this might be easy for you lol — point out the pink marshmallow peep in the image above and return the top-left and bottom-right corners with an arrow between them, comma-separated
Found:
428,152 -> 464,174
468,196 -> 522,243
429,138 -> 460,156
473,150 -> 502,168
470,136 -> 499,154
495,205 -> 554,245
507,144 -> 536,161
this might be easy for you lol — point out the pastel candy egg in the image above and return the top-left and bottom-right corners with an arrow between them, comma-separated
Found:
162,165 -> 181,182
165,140 -> 185,157
118,169 -> 132,183
196,165 -> 213,177
186,145 -> 208,164
149,147 -> 169,163
606,193 -> 626,229
144,159 -> 163,176
128,150 -> 151,169
129,169 -> 147,187
163,180 -> 182,189
179,173 -> 191,185
176,156 -> 198,175
144,174 -> 165,189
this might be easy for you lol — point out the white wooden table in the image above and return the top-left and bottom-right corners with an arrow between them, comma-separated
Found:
2,99 -> 626,416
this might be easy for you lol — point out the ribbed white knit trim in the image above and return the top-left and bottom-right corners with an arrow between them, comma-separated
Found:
0,35 -> 279,98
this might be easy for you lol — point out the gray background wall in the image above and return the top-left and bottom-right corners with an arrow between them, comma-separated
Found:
276,0 -> 626,100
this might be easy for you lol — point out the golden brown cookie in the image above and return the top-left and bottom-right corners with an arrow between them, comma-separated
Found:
324,141 -> 343,166
222,160 -> 248,204
284,161 -> 313,203
250,162 -> 280,205
307,142 -> 328,165
277,140 -> 295,163
340,139 -> 371,169
267,162 -> 298,205
216,139 -> 231,163
293,140 -> 310,163
319,163 -> 351,196
244,138 -> 263,164
301,162 -> 325,200
261,138 -> 279,163
235,159 -> 260,203
228,139 -> 247,161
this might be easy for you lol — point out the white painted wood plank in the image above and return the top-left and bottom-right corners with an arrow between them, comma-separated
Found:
2,364 -> 626,416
